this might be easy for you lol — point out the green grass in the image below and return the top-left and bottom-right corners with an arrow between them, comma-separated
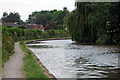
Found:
19,41 -> 48,79
2,34 -> 15,67
0,24 -> 2,72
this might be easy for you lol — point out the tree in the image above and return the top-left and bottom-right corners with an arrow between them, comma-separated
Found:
63,7 -> 67,11
2,12 -> 21,23
34,13 -> 47,26
66,2 -> 120,44
27,10 -> 69,30
2,12 -> 8,22
52,10 -> 69,25
28,12 -> 47,26
2,12 -> 8,18
63,12 -> 71,29
45,21 -> 56,30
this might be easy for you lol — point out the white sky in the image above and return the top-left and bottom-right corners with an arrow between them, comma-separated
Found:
0,0 -> 75,21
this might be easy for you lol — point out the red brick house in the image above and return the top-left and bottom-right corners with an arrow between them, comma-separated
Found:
2,22 -> 45,31
40,25 -> 44,32
34,24 -> 39,29
2,22 -> 19,27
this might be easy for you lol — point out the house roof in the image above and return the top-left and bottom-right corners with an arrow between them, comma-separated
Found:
2,22 -> 44,30
24,24 -> 43,29
40,25 -> 44,30
24,24 -> 35,29
2,22 -> 19,27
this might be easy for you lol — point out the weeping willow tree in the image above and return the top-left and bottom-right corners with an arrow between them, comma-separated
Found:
65,2 -> 120,44
68,2 -> 97,43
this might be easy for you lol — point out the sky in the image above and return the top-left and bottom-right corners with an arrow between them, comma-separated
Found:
75,0 -> 120,2
0,0 -> 75,21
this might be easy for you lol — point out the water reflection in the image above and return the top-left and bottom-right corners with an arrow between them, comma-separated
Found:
26,41 -> 44,44
26,39 -> 120,78
27,45 -> 60,48
74,57 -> 119,78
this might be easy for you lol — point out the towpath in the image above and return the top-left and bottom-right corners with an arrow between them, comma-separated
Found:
2,42 -> 25,78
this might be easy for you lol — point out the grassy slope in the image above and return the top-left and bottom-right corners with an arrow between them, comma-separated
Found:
0,25 -> 1,72
2,34 -> 14,67
19,41 -> 48,79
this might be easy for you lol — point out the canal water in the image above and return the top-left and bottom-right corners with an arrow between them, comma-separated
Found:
26,39 -> 120,78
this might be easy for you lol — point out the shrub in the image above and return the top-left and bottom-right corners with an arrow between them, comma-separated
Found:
2,34 -> 14,67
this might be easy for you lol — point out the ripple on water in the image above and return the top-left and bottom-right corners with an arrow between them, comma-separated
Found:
27,39 -> 120,78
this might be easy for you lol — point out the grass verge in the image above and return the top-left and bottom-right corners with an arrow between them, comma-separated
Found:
19,41 -> 48,79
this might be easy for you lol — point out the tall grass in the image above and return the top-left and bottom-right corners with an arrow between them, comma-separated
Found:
19,41 -> 48,79
2,34 -> 14,67
0,25 -> 2,72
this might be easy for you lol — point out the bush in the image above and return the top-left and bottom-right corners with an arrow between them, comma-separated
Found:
42,31 -> 50,38
46,30 -> 54,38
2,25 -> 69,41
2,25 -> 70,68
2,34 -> 14,67
96,34 -> 112,44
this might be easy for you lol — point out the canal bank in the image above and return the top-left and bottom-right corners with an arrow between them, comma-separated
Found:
24,37 -> 71,44
20,42 -> 54,79
20,37 -> 71,79
2,42 -> 25,78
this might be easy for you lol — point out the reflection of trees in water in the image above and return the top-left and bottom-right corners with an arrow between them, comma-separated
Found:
27,45 -> 60,49
74,56 -> 120,78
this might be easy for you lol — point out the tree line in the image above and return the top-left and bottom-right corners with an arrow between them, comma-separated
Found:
64,2 -> 120,44
1,4 -> 120,44
2,25 -> 69,42
2,25 -> 69,67
2,7 -> 69,30
2,12 -> 21,24
1,8 -> 70,67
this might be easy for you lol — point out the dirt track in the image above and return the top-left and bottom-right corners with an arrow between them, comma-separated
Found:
2,42 -> 25,78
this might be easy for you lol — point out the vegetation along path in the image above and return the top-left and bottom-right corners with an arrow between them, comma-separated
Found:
2,42 -> 25,78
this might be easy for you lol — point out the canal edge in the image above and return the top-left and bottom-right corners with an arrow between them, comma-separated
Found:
24,42 -> 56,79
24,37 -> 71,44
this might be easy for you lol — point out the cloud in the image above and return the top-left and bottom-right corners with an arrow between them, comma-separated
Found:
0,0 -> 75,21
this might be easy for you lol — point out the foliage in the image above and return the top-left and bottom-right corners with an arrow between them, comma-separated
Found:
2,24 -> 69,70
0,24 -> 1,72
64,2 -> 120,44
2,9 -> 70,30
35,13 -> 47,26
63,12 -> 72,29
19,41 -> 48,79
2,33 -> 14,67
18,25 -> 25,29
51,10 -> 68,25
45,21 -> 56,30
2,25 -> 69,42
2,12 -> 21,23
63,7 -> 68,11
27,9 -> 69,30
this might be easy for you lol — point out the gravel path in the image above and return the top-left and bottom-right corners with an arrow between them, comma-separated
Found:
2,42 -> 25,78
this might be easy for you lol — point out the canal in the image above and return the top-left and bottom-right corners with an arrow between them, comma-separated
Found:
26,39 -> 120,78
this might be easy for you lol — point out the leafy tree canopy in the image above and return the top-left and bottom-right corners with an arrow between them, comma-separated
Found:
2,12 -> 21,23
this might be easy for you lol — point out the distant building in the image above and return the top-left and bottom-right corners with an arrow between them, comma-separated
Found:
24,24 -> 36,29
2,22 -> 45,31
40,25 -> 45,32
34,24 -> 39,29
2,22 -> 19,27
